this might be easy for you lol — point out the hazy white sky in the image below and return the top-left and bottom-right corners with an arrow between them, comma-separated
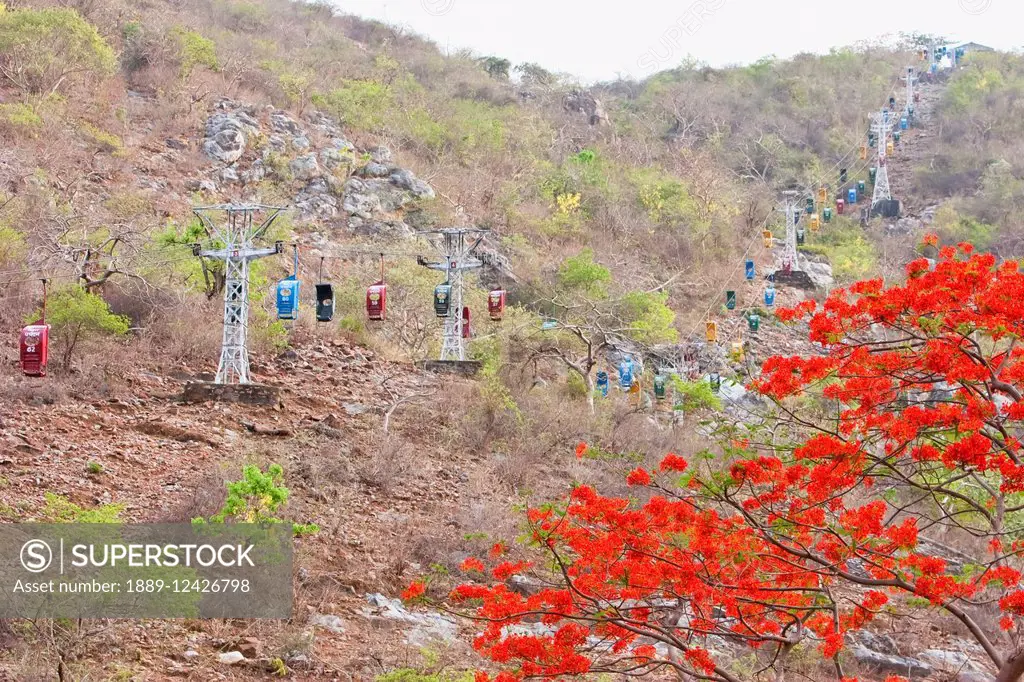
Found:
331,0 -> 1021,82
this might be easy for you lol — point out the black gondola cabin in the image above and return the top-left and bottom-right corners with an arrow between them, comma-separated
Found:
316,283 -> 334,322
434,284 -> 452,317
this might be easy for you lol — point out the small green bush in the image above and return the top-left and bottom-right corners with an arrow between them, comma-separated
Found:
0,102 -> 42,136
172,27 -> 219,78
33,287 -> 130,369
195,464 -> 319,537
42,492 -> 123,523
0,6 -> 115,94
312,80 -> 393,131
79,121 -> 123,153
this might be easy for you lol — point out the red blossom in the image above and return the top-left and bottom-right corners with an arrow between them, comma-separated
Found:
626,467 -> 652,486
401,580 -> 426,602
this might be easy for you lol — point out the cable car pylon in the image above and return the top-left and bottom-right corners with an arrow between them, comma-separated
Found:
417,228 -> 488,363
191,203 -> 285,385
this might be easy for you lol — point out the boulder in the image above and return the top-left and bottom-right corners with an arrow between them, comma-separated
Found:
202,112 -> 257,163
270,111 -> 303,136
220,167 -> 240,184
291,135 -> 311,151
218,651 -> 245,665
850,646 -> 932,679
563,90 -> 608,125
369,145 -> 392,163
309,614 -> 346,634
361,593 -> 459,646
295,179 -> 339,220
330,136 -> 355,152
358,162 -> 392,178
321,147 -> 351,170
342,178 -> 382,217
349,216 -> 415,238
289,153 -> 321,181
390,169 -> 436,199
185,178 -> 217,193
240,160 -> 266,184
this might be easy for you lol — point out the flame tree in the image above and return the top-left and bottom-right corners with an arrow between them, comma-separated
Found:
407,242 -> 1024,682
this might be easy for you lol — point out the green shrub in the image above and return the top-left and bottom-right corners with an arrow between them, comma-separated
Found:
671,377 -> 723,412
0,102 -> 42,136
41,492 -> 123,523
33,287 -> 130,369
0,221 -> 27,265
558,248 -> 611,296
0,5 -> 115,95
619,290 -> 678,344
79,121 -> 123,154
195,464 -> 319,537
172,27 -> 218,78
312,80 -> 393,131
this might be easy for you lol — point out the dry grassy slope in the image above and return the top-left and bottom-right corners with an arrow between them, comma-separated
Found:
0,337 -> 468,680
0,328 -> 649,680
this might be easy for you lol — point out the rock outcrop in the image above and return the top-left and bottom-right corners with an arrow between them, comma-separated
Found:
196,99 -> 436,236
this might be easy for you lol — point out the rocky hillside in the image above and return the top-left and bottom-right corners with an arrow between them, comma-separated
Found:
0,1 -> 1021,680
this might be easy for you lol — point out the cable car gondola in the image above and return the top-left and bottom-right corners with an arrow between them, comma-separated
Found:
744,260 -> 755,281
654,374 -> 667,401
764,286 -> 776,307
434,283 -> 452,317
366,254 -> 387,321
19,279 -> 49,377
706,321 -> 718,343
488,289 -> 506,321
726,290 -> 737,310
276,244 -> 300,321
315,257 -> 334,323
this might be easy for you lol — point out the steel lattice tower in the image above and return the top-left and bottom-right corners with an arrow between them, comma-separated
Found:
904,66 -> 915,118
192,204 -> 285,384
418,228 -> 487,361
870,110 -> 893,208
781,191 -> 799,272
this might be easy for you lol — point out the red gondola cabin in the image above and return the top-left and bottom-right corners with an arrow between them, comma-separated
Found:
836,198 -> 845,215
20,324 -> 50,377
366,283 -> 387,321
487,289 -> 506,321
462,307 -> 471,339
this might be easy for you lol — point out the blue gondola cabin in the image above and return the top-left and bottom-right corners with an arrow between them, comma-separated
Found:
276,276 -> 299,320
745,260 -> 755,280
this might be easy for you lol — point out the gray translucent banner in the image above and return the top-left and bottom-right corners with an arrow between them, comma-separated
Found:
0,524 -> 292,618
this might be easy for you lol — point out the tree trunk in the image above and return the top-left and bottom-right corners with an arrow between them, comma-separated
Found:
996,651 -> 1024,682
585,372 -> 595,415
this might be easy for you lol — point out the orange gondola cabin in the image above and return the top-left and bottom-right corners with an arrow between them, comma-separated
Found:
366,283 -> 387,321
488,289 -> 506,321
20,323 -> 50,377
